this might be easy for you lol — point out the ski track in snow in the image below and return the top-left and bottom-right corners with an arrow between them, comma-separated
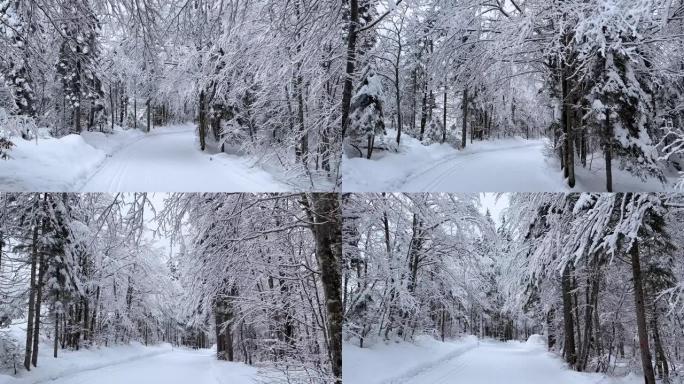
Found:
394,142 -> 555,192
79,125 -> 287,192
37,349 -> 254,384
396,341 -> 612,384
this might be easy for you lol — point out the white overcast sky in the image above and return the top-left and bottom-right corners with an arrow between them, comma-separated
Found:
479,193 -> 509,226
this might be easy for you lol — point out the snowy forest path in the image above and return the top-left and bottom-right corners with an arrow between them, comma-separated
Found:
395,141 -> 562,192
399,340 -> 599,384
78,125 -> 287,192
41,348 -> 248,384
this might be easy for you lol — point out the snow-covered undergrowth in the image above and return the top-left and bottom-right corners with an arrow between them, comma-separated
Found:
342,335 -> 478,384
342,130 -> 676,192
0,125 -> 146,191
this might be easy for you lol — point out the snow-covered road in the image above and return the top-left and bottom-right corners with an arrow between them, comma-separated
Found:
40,349 -> 256,384
79,125 -> 286,192
397,141 -> 561,192
397,340 -> 632,384
342,130 -> 675,192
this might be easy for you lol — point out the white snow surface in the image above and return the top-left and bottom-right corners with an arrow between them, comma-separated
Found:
342,130 -> 675,192
342,335 -> 479,384
0,343 -> 257,384
343,335 -> 643,384
0,124 -> 288,192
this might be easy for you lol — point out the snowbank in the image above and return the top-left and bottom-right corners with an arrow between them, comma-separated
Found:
342,335 -> 479,384
0,342 -> 172,384
524,334 -> 547,351
0,126 -> 145,191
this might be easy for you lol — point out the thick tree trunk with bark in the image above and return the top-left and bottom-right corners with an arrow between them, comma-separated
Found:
340,0 -> 359,140
561,263 -> 577,368
560,58 -> 575,188
295,75 -> 308,166
303,193 -> 342,383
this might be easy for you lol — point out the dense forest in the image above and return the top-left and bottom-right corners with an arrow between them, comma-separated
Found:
341,0 -> 684,191
0,0 -> 345,185
0,192 -> 341,383
343,193 -> 684,383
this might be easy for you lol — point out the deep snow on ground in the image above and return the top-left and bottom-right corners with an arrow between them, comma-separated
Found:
342,131 -> 675,192
0,124 -> 290,192
343,335 -> 644,384
0,346 -> 257,384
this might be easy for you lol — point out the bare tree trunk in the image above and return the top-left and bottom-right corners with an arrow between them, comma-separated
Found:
395,65 -> 402,145
461,88 -> 468,149
53,306 -> 58,358
419,83 -> 428,141
651,301 -> 669,380
24,222 -> 39,371
442,86 -> 447,143
604,112 -> 613,192
410,69 -> 417,132
133,97 -> 137,130
110,85 -> 115,131
562,263 -> 577,368
146,98 -> 151,132
74,102 -> 81,134
630,239 -> 656,384
296,75 -> 308,166
31,247 -> 46,367
560,39 -> 575,187
302,194 -> 342,384
198,91 -> 206,151
340,0 -> 359,140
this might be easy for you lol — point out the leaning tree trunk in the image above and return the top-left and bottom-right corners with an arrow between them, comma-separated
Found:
630,239 -> 656,384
